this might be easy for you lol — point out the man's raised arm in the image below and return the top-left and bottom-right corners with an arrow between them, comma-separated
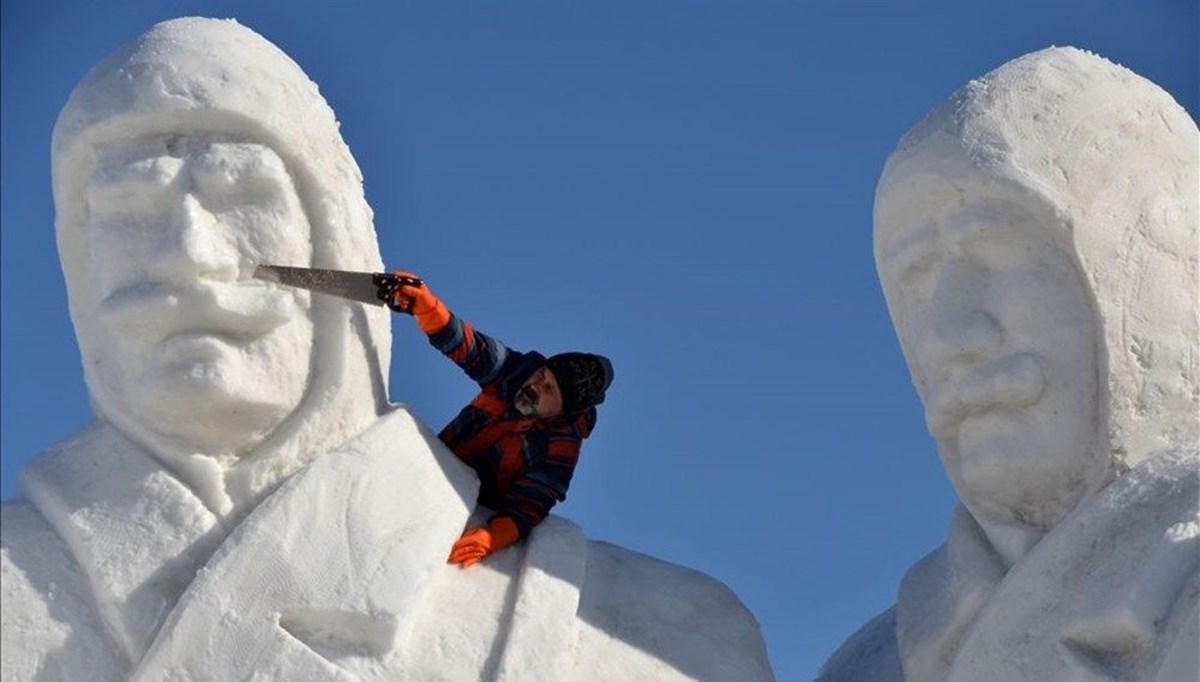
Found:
381,271 -> 512,386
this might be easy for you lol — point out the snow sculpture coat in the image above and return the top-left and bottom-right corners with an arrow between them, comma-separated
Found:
3,410 -> 773,681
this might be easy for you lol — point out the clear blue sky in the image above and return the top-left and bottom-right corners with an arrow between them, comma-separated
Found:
2,2 -> 1196,679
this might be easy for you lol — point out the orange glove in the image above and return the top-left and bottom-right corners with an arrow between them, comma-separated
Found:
384,270 -> 450,335
448,517 -> 520,568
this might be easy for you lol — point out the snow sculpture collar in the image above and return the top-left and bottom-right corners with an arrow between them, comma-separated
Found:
874,47 -> 1198,538
51,17 -> 391,516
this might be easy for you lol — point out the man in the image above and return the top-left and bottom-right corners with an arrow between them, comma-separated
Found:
378,274 -> 614,568
2,17 -> 773,681
817,47 -> 1198,682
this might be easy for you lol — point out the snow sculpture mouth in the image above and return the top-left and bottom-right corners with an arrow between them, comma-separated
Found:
925,352 -> 1045,438
99,280 -> 299,344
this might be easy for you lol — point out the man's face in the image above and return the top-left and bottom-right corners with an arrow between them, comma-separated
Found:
514,366 -> 564,419
879,199 -> 1100,529
82,135 -> 314,454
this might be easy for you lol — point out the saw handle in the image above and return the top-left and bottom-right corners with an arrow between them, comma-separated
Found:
373,273 -> 425,314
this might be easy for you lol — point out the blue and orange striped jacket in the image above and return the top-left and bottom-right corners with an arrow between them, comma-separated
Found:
429,313 -> 597,539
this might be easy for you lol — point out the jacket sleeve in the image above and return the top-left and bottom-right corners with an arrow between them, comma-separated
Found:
427,313 -> 514,387
491,411 -> 596,539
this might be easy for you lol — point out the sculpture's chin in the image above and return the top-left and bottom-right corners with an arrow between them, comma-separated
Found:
138,396 -> 291,457
949,411 -> 1088,530
116,355 -> 300,456
87,323 -> 312,456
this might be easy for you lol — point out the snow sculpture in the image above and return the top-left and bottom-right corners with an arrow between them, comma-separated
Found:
1,18 -> 773,681
817,47 -> 1199,682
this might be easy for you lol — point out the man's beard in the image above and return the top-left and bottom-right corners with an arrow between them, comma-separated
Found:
514,386 -> 538,417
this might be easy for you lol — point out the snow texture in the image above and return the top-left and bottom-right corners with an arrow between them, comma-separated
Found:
818,47 -> 1199,682
0,17 -> 773,681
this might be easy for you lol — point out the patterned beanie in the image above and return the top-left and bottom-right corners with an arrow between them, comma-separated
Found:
546,353 -> 614,415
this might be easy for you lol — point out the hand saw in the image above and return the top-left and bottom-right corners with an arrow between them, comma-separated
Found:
252,264 -> 422,310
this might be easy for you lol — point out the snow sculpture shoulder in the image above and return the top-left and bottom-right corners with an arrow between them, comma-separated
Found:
1,18 -> 772,681
818,47 -> 1198,682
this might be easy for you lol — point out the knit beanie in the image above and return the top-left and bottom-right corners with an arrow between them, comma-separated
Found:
546,353 -> 614,415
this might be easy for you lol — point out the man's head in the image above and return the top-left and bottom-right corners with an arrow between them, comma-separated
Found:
875,47 -> 1198,536
515,353 -> 614,419
52,18 -> 390,510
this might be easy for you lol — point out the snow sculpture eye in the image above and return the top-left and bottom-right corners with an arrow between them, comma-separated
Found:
87,154 -> 185,226
191,143 -> 291,213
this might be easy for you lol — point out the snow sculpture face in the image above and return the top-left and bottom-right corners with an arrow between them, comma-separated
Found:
878,198 -> 1098,529
875,47 -> 1199,537
51,18 -> 391,510
85,134 -> 314,453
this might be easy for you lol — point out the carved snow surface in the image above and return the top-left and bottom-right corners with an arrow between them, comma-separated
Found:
819,46 -> 1199,682
1,17 -> 773,682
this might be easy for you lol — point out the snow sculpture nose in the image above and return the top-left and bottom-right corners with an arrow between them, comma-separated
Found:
931,309 -> 1003,365
920,256 -> 1004,370
156,193 -> 239,283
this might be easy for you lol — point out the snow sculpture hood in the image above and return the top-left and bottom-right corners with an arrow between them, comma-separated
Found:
874,46 -> 1199,475
51,17 -> 391,514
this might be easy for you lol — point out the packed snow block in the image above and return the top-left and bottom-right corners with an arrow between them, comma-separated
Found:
493,515 -> 587,682
572,542 -> 776,682
399,513 -> 588,681
400,512 -> 774,682
2,15 -> 774,681
818,46 -> 1199,682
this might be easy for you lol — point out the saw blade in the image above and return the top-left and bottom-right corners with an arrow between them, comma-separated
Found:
253,264 -> 386,306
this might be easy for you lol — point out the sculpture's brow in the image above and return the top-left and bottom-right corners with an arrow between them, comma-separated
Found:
884,228 -> 938,274
91,155 -> 182,188
952,219 -> 1003,249
192,154 -> 289,191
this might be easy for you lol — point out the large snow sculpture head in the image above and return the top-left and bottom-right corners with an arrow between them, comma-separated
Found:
875,47 -> 1198,541
51,17 -> 390,512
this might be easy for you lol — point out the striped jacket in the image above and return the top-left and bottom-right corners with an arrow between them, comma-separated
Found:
429,314 -> 597,539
